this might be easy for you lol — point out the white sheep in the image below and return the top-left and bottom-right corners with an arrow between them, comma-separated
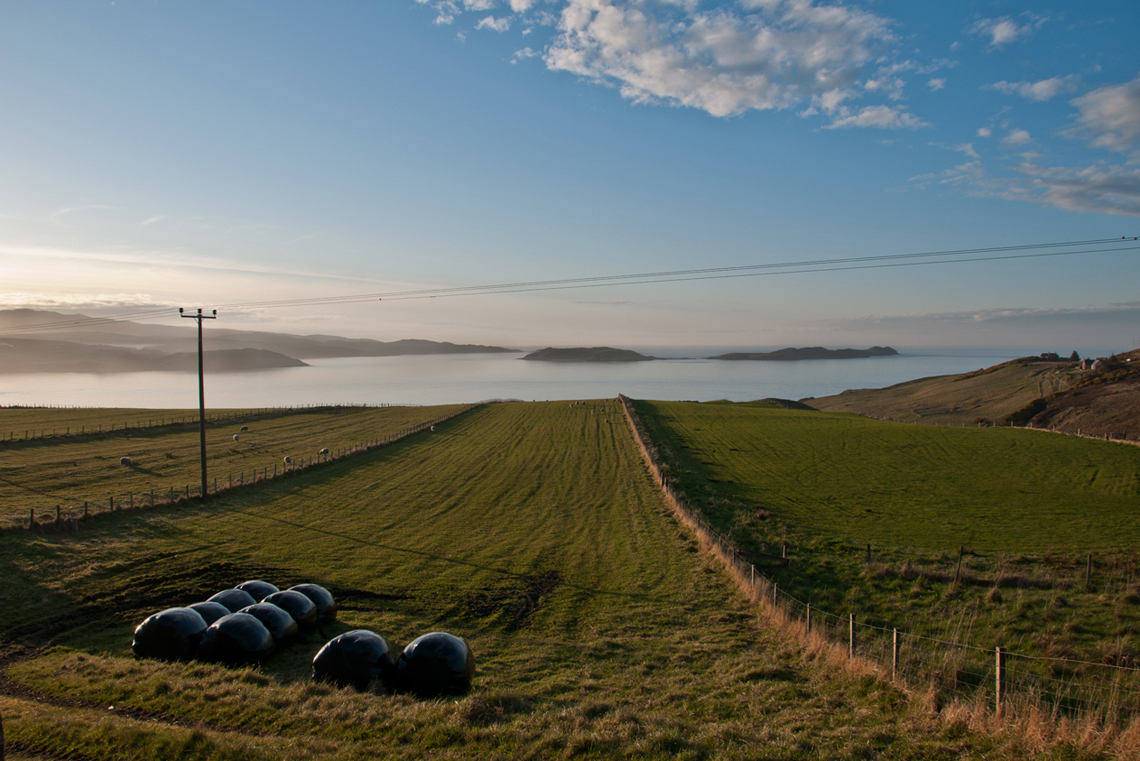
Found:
233,434 -> 240,442
318,447 -> 329,455
283,456 -> 293,465
120,456 -> 133,467
239,425 -> 249,432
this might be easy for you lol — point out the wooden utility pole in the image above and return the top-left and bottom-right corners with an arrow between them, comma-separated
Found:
180,308 -> 216,499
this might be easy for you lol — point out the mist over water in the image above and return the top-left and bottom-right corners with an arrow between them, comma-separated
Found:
0,347 -> 1055,409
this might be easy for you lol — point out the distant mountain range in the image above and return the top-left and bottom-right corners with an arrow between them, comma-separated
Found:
0,309 -> 516,374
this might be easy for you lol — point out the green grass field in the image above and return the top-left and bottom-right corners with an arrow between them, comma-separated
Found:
0,405 -> 467,528
630,399 -> 1140,673
0,400 -> 1016,760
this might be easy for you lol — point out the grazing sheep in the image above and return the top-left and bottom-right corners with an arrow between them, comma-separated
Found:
283,456 -> 293,465
239,425 -> 249,432
233,434 -> 240,442
318,447 -> 329,455
120,456 -> 133,467
430,425 -> 435,432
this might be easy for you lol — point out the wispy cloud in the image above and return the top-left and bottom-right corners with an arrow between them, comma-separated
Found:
986,75 -> 1080,102
1065,74 -> 1140,153
824,105 -> 926,130
476,14 -> 511,32
969,14 -> 1047,48
1002,128 -> 1032,147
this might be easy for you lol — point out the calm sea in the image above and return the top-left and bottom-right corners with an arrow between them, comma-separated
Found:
0,347 -> 1064,409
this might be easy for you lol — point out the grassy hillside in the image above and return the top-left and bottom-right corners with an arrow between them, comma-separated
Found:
631,399 -> 1140,666
0,401 -> 1011,760
807,350 -> 1140,439
0,405 -> 467,528
805,358 -> 1075,426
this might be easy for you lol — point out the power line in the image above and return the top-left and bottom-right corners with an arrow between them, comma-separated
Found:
1,237 -> 1135,334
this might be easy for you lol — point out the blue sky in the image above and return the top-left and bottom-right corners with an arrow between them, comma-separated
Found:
1,1 -> 1138,351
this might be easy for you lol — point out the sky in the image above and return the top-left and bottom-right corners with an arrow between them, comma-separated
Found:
0,1 -> 1138,352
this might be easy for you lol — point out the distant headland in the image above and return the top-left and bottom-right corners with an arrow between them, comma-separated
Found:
521,347 -> 655,362
710,346 -> 898,361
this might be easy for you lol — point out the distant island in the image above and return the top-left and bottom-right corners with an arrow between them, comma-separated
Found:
521,347 -> 655,363
0,309 -> 516,374
710,346 -> 898,361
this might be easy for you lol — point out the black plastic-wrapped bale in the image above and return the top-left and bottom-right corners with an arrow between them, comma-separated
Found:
394,632 -> 475,698
235,579 -> 279,602
263,590 -> 318,632
187,601 -> 232,626
196,612 -> 274,666
132,607 -> 208,662
312,629 -> 395,691
207,588 -> 258,613
240,602 -> 299,646
289,584 -> 337,623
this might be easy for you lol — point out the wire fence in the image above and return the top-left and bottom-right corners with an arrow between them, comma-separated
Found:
618,394 -> 1140,725
15,402 -> 486,532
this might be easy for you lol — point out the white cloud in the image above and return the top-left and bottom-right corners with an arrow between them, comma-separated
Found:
1002,128 -> 1031,146
825,104 -> 926,130
1017,161 -> 1140,217
1066,74 -> 1140,153
986,75 -> 1080,102
969,14 -> 1046,48
512,46 -> 539,63
977,127 -> 992,137
510,0 -> 539,10
543,0 -> 900,118
927,78 -> 945,91
476,15 -> 512,32
911,156 -> 1140,218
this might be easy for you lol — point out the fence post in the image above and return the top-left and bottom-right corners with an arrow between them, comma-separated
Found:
866,543 -> 871,564
849,614 -> 855,658
29,508 -> 34,529
750,564 -> 755,587
129,493 -> 133,509
995,646 -> 1006,717
56,505 -> 60,523
954,546 -> 964,584
110,496 -> 115,512
1086,554 -> 1093,590
892,629 -> 900,680
83,502 -> 88,519
806,603 -> 812,633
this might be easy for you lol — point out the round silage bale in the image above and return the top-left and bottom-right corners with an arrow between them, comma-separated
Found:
196,612 -> 274,666
312,630 -> 395,691
393,632 -> 475,698
131,607 -> 208,662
